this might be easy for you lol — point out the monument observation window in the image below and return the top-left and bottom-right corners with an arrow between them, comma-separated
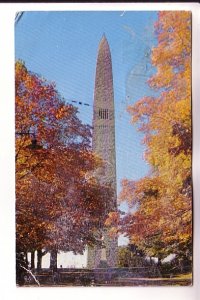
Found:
99,108 -> 109,119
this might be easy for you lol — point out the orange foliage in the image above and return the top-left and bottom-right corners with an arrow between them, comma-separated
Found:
16,61 -> 111,254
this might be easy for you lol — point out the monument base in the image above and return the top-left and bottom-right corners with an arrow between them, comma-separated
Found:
98,260 -> 109,268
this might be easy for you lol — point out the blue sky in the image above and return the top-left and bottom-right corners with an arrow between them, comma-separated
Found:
15,11 -> 158,254
15,10 -> 158,194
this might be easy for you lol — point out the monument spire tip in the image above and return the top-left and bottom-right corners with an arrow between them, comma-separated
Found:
100,33 -> 109,46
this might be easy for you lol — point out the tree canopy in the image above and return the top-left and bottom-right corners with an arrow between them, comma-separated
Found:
107,11 -> 192,263
16,61 -> 111,262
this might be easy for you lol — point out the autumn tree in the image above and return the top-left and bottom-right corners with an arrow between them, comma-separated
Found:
118,245 -> 150,268
16,61 -> 111,270
118,12 -> 192,266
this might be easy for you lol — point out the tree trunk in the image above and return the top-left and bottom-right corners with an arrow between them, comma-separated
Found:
25,252 -> 28,266
37,249 -> 42,270
157,257 -> 162,267
50,249 -> 58,271
31,250 -> 35,269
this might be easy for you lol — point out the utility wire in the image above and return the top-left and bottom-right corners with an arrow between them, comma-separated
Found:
66,99 -> 92,108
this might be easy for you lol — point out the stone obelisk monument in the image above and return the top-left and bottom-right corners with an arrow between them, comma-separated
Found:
87,35 -> 118,269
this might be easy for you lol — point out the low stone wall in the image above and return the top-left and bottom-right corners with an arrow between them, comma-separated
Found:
25,267 -> 161,286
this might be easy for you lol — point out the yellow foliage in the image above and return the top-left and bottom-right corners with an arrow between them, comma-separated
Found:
120,11 -> 192,258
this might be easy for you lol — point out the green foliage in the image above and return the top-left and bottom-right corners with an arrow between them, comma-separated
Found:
118,246 -> 150,268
